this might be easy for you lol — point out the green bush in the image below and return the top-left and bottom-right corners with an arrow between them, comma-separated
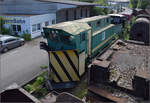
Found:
34,88 -> 47,98
1,28 -> 11,35
22,33 -> 31,41
24,84 -> 34,92
40,65 -> 48,69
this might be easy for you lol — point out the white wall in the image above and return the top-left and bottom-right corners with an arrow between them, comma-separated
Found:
2,13 -> 56,38
30,13 -> 56,38
3,15 -> 31,35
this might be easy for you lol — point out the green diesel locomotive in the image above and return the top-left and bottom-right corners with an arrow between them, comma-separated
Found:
40,14 -> 126,89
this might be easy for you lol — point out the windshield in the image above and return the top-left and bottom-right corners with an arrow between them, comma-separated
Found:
60,34 -> 72,45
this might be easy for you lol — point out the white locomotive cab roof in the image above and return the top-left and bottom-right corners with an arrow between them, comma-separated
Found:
109,14 -> 125,17
75,15 -> 110,23
45,21 -> 91,35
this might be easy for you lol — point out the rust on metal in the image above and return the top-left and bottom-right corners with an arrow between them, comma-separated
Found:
92,60 -> 111,69
88,85 -> 128,103
97,50 -> 113,61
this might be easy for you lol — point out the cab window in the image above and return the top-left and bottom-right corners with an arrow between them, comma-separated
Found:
80,32 -> 85,43
49,30 -> 59,42
60,34 -> 72,45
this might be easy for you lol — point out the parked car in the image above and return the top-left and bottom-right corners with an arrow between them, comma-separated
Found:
0,35 -> 25,53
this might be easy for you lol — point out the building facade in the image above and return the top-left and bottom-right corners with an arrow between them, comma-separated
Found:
0,0 -> 95,38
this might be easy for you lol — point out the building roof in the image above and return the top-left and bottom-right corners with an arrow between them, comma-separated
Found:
2,14 -> 38,17
75,15 -> 109,23
45,21 -> 91,35
36,0 -> 97,6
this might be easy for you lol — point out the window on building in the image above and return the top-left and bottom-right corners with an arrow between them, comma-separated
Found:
37,23 -> 41,30
32,23 -> 41,32
12,25 -> 17,31
12,25 -> 21,32
45,21 -> 49,26
52,20 -> 55,24
32,24 -> 36,32
17,25 -> 21,31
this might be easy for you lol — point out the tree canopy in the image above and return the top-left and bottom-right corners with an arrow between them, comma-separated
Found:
129,0 -> 149,9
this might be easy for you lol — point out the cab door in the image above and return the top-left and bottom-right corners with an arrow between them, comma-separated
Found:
87,30 -> 92,57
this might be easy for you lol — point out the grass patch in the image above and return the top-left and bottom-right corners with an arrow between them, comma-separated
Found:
71,77 -> 88,99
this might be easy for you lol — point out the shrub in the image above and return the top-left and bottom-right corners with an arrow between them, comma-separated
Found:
22,33 -> 31,41
24,84 -> 34,92
40,65 -> 48,70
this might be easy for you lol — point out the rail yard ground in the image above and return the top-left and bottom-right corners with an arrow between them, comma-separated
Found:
0,37 -> 48,92
39,40 -> 150,103
87,40 -> 150,103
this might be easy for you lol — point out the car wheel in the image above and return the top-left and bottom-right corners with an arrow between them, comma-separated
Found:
3,48 -> 8,53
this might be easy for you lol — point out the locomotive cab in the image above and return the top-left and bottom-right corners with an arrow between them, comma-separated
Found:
42,22 -> 91,52
43,28 -> 76,51
109,14 -> 127,27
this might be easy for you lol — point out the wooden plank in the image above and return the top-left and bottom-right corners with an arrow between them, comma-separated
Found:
88,85 -> 127,103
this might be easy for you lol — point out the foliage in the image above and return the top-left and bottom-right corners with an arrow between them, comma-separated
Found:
40,65 -> 48,70
130,16 -> 136,25
119,23 -> 130,41
33,88 -> 47,98
22,32 -> 31,41
0,16 -> 11,35
71,77 -> 87,99
1,28 -> 11,35
93,0 -> 108,6
91,7 -> 110,16
0,16 -> 4,33
129,0 -> 149,9
24,71 -> 48,98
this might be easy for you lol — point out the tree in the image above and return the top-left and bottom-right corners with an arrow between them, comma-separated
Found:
0,16 -> 11,35
93,0 -> 108,6
129,0 -> 149,9
0,16 -> 4,33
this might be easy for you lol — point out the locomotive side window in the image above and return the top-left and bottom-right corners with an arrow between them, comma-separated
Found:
106,18 -> 109,23
97,20 -> 101,26
102,32 -> 105,40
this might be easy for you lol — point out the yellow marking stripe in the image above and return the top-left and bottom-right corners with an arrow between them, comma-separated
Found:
56,51 -> 80,81
92,34 -> 115,53
53,74 -> 60,83
66,50 -> 78,71
50,52 -> 70,82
